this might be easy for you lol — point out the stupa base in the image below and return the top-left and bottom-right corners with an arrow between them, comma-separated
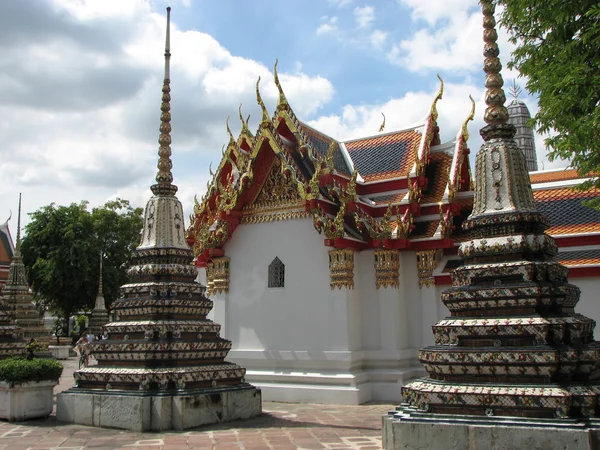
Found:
56,385 -> 261,431
383,404 -> 600,450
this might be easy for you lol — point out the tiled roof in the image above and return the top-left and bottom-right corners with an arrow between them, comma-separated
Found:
537,197 -> 600,226
554,249 -> 600,266
344,130 -> 421,182
533,187 -> 598,201
409,220 -> 439,239
367,192 -> 407,205
421,152 -> 452,204
529,169 -> 580,184
298,122 -> 351,175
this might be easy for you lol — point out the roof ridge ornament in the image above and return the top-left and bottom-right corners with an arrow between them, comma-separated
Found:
273,59 -> 289,110
238,104 -> 252,136
430,74 -> 444,122
151,6 -> 177,197
255,77 -> 271,125
461,95 -> 476,142
378,113 -> 386,133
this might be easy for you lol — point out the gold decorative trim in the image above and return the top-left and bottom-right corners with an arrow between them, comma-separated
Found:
211,257 -> 230,295
205,262 -> 215,295
416,249 -> 442,288
329,249 -> 354,290
374,249 -> 400,289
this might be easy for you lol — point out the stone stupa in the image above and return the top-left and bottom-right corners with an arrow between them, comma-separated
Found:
383,1 -> 600,449
86,255 -> 109,336
3,194 -> 50,349
56,8 -> 261,431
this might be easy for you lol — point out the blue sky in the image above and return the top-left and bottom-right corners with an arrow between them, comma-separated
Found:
0,0 -> 562,232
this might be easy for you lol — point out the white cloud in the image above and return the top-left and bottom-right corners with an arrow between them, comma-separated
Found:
316,16 -> 338,36
370,30 -> 388,48
328,0 -> 352,7
354,6 -> 375,29
398,0 -> 478,26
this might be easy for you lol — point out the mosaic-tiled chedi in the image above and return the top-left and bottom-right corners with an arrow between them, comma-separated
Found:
74,8 -> 250,392
400,0 -> 600,419
0,294 -> 24,359
87,255 -> 109,336
3,195 -> 50,348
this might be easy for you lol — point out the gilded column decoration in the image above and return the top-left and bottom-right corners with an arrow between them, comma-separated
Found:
328,249 -> 354,290
205,262 -> 215,296
211,257 -> 230,295
374,249 -> 400,289
416,249 -> 441,288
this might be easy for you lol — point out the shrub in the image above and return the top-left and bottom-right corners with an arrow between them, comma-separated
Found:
0,358 -> 63,384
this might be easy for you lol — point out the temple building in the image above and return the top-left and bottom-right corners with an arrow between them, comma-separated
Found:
0,215 -> 15,291
185,64 -> 600,404
3,195 -> 51,348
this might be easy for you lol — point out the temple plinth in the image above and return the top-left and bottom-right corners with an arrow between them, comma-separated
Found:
56,8 -> 261,431
3,194 -> 51,349
383,2 -> 600,448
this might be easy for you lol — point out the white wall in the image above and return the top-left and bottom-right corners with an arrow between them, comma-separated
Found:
571,277 -> 600,340
220,218 -> 357,352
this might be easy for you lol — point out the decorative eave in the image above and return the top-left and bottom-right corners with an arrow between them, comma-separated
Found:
187,67 -> 462,263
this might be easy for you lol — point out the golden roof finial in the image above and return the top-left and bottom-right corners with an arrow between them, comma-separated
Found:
273,59 -> 289,110
461,95 -> 476,142
152,6 -> 177,196
481,0 -> 509,129
324,140 -> 336,173
255,76 -> 270,124
226,116 -> 235,145
378,112 -> 386,132
430,74 -> 444,122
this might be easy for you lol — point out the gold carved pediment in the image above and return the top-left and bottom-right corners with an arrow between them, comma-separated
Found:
241,158 -> 309,224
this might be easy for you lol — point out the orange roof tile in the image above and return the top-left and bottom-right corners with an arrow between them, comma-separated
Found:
529,169 -> 580,184
410,220 -> 439,239
533,187 -> 600,202
546,223 -> 600,236
421,152 -> 452,204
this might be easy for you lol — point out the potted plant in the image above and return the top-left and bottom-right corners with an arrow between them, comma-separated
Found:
0,357 -> 63,421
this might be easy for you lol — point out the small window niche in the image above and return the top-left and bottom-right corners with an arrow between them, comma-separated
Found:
268,257 -> 285,288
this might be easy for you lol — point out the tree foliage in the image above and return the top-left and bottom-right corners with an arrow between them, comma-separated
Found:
21,199 -> 143,331
496,0 -> 600,197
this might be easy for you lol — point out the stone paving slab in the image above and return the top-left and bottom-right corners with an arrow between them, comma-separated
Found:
0,357 -> 393,449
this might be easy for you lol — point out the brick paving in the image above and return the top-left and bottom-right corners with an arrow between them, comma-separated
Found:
0,357 -> 394,449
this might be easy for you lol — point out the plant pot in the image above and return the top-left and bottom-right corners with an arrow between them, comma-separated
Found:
48,345 -> 71,360
0,380 -> 58,421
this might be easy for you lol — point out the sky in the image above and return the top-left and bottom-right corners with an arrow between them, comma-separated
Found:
0,0 -> 566,234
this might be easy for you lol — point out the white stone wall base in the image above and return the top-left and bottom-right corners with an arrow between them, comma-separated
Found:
0,380 -> 57,421
244,366 -> 425,405
382,414 -> 600,450
48,345 -> 71,360
56,386 -> 262,431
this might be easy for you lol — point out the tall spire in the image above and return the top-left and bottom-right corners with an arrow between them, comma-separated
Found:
151,6 -> 177,197
480,0 -> 514,142
97,253 -> 103,297
15,193 -> 21,254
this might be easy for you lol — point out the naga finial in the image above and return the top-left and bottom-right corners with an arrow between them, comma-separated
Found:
379,112 -> 386,132
324,141 -> 336,173
273,59 -> 289,110
480,0 -> 509,128
152,7 -> 177,196
255,76 -> 271,124
226,116 -> 235,144
430,74 -> 444,122
461,95 -> 476,142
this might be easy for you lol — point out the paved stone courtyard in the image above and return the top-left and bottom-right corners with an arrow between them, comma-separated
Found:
0,357 -> 393,450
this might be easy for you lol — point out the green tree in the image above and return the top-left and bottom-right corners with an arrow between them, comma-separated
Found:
21,199 -> 143,334
496,1 -> 600,202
